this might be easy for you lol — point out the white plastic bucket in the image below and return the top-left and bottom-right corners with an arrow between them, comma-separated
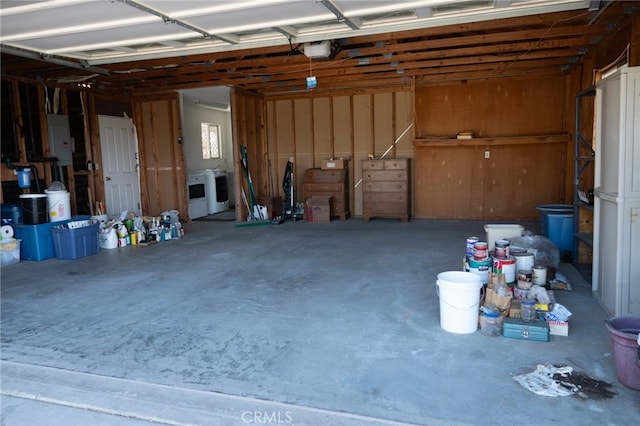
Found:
45,190 -> 71,222
436,271 -> 482,334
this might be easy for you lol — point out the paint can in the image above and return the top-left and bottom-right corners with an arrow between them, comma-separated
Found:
493,256 -> 516,285
513,252 -> 535,272
532,265 -> 547,285
466,236 -> 480,258
513,286 -> 529,300
473,241 -> 489,261
516,270 -> 533,290
468,258 -> 492,286
517,269 -> 533,288
494,239 -> 510,259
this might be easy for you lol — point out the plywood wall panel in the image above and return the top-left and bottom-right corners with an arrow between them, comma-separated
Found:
134,97 -> 185,217
373,93 -> 394,157
414,136 -> 567,220
265,101 -> 279,198
414,145 -> 482,218
265,89 -> 412,216
291,98 -> 313,191
333,96 -> 352,159
352,95 -> 373,157
312,97 -> 332,167
394,91 -> 415,155
483,143 -> 564,220
416,76 -> 566,138
485,78 -> 565,137
231,88 -> 267,221
352,95 -> 373,217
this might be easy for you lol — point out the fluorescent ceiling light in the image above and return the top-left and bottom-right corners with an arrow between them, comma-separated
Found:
0,0 -> 86,16
0,16 -> 157,42
170,0 -> 290,19
194,100 -> 230,112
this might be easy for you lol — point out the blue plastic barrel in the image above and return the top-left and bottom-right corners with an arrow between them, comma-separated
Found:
536,204 -> 574,252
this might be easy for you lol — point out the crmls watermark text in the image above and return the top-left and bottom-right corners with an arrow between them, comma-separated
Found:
241,410 -> 293,424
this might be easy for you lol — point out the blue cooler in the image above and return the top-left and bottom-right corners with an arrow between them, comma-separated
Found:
1,202 -> 23,226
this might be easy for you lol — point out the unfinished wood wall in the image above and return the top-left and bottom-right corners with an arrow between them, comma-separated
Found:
133,96 -> 187,218
232,88 -> 267,221
413,75 -> 568,220
266,90 -> 413,217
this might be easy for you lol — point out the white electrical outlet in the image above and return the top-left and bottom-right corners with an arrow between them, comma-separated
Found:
484,151 -> 490,159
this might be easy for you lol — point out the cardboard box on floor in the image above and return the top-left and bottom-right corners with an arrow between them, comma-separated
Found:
305,196 -> 332,223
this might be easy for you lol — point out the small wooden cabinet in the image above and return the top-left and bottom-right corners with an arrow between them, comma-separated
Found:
362,158 -> 410,222
303,168 -> 350,220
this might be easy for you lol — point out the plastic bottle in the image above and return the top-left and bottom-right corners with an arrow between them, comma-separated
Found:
521,298 -> 537,322
480,310 -> 503,337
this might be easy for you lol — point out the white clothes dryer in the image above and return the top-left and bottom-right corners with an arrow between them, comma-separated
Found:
204,169 -> 229,214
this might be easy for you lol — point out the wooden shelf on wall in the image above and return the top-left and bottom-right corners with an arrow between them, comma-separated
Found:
413,134 -> 569,147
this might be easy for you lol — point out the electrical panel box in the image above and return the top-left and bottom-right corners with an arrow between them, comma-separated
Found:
47,114 -> 73,166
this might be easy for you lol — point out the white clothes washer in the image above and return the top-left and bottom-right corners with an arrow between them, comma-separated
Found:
187,172 -> 208,219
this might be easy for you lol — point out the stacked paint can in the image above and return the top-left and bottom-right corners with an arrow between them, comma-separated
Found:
464,234 -> 548,296
513,251 -> 535,299
493,256 -> 516,286
514,270 -> 533,300
464,237 -> 491,286
491,238 -> 516,286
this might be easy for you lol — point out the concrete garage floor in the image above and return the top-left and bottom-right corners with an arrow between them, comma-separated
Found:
1,218 -> 638,425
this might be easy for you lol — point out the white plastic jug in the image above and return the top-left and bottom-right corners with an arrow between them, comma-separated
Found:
99,227 -> 117,249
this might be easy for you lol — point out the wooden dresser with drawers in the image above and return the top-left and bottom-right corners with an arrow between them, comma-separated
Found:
361,158 -> 410,222
303,168 -> 350,220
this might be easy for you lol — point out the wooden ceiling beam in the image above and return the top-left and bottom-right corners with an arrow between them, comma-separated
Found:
123,45 -> 578,95
95,23 -> 601,82
236,56 -> 569,95
92,30 -> 592,94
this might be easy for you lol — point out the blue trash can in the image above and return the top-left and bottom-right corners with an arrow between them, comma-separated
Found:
536,204 -> 574,252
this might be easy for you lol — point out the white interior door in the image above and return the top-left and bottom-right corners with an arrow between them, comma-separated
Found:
99,115 -> 141,218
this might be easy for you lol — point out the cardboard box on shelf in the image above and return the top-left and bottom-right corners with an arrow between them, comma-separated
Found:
305,196 -> 332,223
321,159 -> 347,170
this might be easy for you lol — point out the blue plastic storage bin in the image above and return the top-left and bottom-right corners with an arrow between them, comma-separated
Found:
14,220 -> 72,261
14,216 -> 90,261
51,222 -> 100,260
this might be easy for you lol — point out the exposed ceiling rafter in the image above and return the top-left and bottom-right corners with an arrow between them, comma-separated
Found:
0,1 -> 632,97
